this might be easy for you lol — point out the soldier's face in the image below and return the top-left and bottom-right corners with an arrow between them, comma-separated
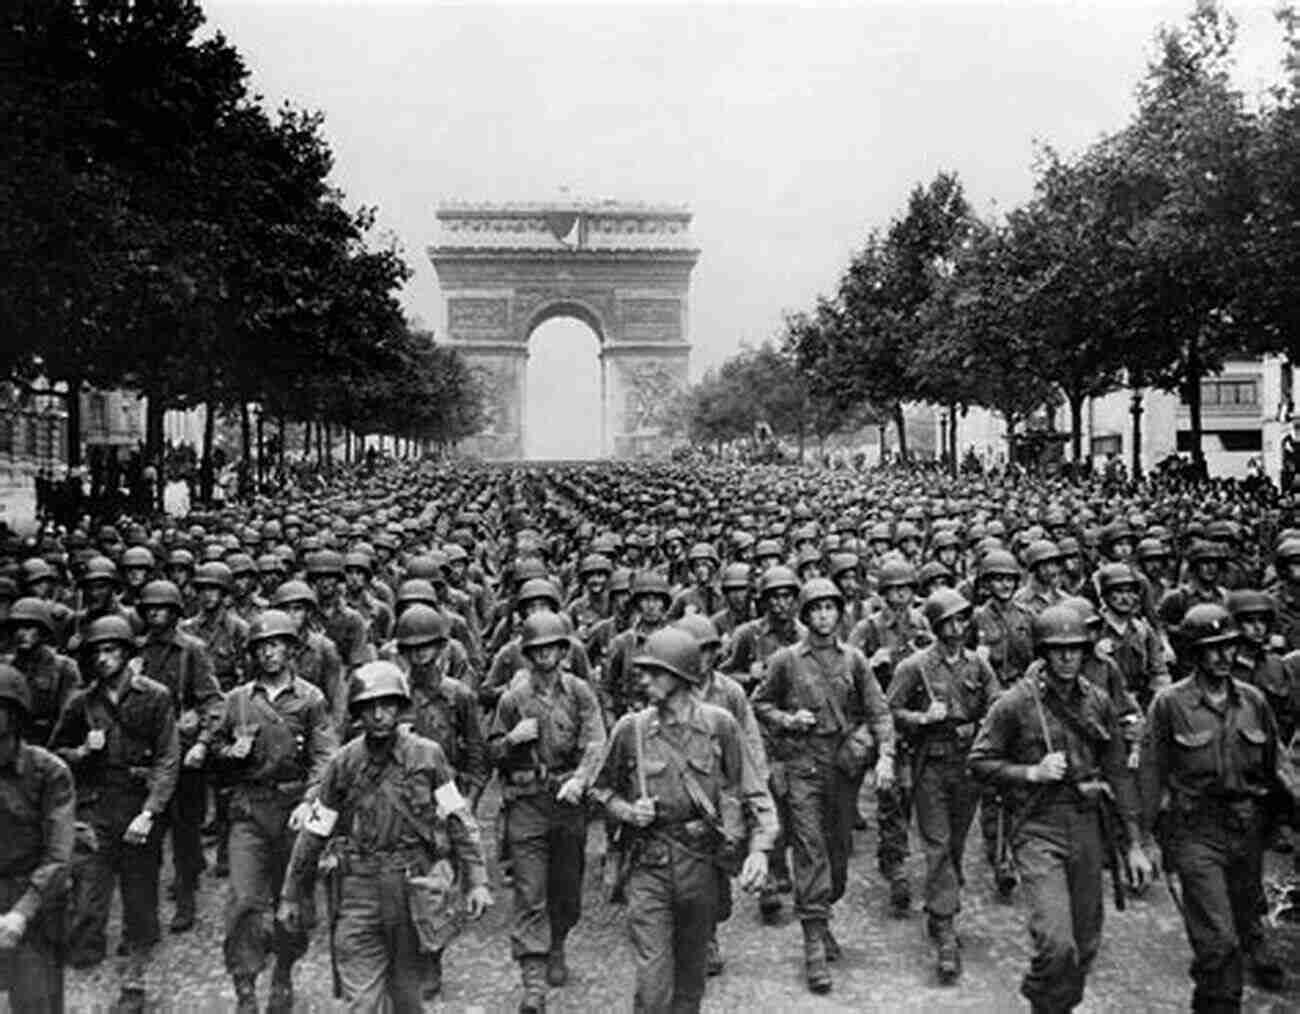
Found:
525,643 -> 564,673
1199,642 -> 1235,680
233,575 -> 256,597
144,606 -> 174,632
936,547 -> 958,568
12,624 -> 42,652
987,575 -> 1017,602
698,643 -> 719,671
883,585 -> 913,611
765,588 -> 796,622
798,562 -> 824,581
637,664 -> 677,704
257,638 -> 291,674
692,560 -> 715,584
638,595 -> 666,624
1109,539 -> 1134,561
30,578 -> 56,600
836,572 -> 861,598
198,586 -> 223,612
312,575 -> 339,599
359,697 -> 401,740
343,569 -> 367,593
804,600 -> 840,636
92,642 -> 128,681
85,581 -> 113,609
124,567 -> 150,590
1103,585 -> 1139,617
1238,615 -> 1269,646
938,612 -> 971,645
168,566 -> 191,587
1033,561 -> 1062,588
285,603 -> 309,633
585,573 -> 607,596
1061,555 -> 1082,577
1194,560 -> 1221,585
1044,644 -> 1084,681
405,640 -> 444,666
447,561 -> 467,583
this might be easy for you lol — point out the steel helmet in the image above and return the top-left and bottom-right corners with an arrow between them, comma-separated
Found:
1179,603 -> 1239,648
257,553 -> 287,575
1097,563 -> 1140,594
509,558 -> 548,588
917,561 -> 954,587
226,553 -> 256,578
630,571 -> 673,604
7,597 -> 53,635
349,660 -> 411,713
1023,540 -> 1063,570
192,562 -> 233,591
342,551 -> 373,575
166,548 -> 195,571
894,520 -> 923,546
674,613 -> 722,651
608,568 -> 634,595
798,577 -> 844,620
876,559 -> 918,589
687,542 -> 720,566
720,563 -> 752,590
520,612 -> 571,653
924,588 -> 972,630
1226,589 -> 1275,621
247,609 -> 299,646
1032,605 -> 1091,651
394,579 -> 439,610
1275,538 -> 1300,567
1187,540 -> 1227,564
0,665 -> 31,717
867,521 -> 894,545
1135,537 -> 1171,561
1099,521 -> 1134,548
81,615 -> 137,650
79,556 -> 120,586
827,553 -> 861,581
516,579 -> 562,612
395,604 -> 451,647
19,558 -> 57,586
977,549 -> 1020,581
138,580 -> 184,611
753,539 -> 784,562
306,549 -> 345,578
578,554 -> 613,578
758,565 -> 800,599
1061,595 -> 1101,629
929,530 -> 961,553
271,580 -> 318,609
633,626 -> 703,685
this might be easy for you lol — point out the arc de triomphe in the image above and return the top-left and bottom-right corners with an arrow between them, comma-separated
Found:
428,200 -> 698,459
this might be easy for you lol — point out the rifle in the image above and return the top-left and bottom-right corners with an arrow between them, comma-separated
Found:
604,709 -> 648,905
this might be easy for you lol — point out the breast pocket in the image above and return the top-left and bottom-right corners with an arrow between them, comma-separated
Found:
1232,725 -> 1268,772
1173,728 -> 1219,776
685,737 -> 720,777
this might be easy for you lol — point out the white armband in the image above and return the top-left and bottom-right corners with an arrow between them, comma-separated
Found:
303,800 -> 339,836
435,780 -> 468,818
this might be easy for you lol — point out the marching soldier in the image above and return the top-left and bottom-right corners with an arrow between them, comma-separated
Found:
277,662 -> 492,1012
4,598 -> 79,746
590,626 -> 776,1013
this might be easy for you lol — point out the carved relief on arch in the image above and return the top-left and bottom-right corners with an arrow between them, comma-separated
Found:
514,288 -> 615,340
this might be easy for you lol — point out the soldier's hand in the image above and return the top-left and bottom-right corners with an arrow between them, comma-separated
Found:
466,884 -> 493,920
276,898 -> 302,934
182,742 -> 207,769
123,810 -> 154,845
873,754 -> 895,792
738,851 -> 768,893
790,708 -> 817,731
0,910 -> 28,949
288,802 -> 313,831
507,717 -> 539,745
923,701 -> 948,724
1127,843 -> 1155,893
975,644 -> 991,663
627,796 -> 657,828
1029,751 -> 1067,784
177,709 -> 200,735
555,776 -> 585,805
748,661 -> 764,684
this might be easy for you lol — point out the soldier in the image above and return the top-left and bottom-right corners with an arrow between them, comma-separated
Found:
4,598 -> 79,746
343,551 -> 394,647
276,662 -> 492,1012
674,613 -> 767,975
1092,563 -> 1170,714
752,578 -> 895,993
589,627 -> 776,1013
888,588 -> 998,982
481,581 -> 591,710
969,605 -> 1153,1014
19,559 -> 76,652
708,563 -> 754,651
565,553 -> 612,644
828,552 -> 874,642
118,547 -> 156,615
257,554 -> 288,603
1158,540 -> 1230,653
0,665 -> 75,1014
1267,537 -> 1300,650
181,562 -> 250,693
1140,603 -> 1289,1010
67,557 -> 139,650
1229,590 -> 1298,745
668,543 -> 723,619
270,580 -> 348,732
488,613 -> 605,1014
306,550 -> 373,672
585,567 -> 633,676
226,554 -> 266,624
49,616 -> 179,1012
603,572 -> 674,722
213,610 -> 337,1013
1013,541 -> 1066,615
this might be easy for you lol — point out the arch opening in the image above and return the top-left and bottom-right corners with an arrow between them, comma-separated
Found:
524,316 -> 603,460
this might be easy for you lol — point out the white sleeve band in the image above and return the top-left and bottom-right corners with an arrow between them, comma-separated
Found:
435,781 -> 468,818
303,800 -> 339,836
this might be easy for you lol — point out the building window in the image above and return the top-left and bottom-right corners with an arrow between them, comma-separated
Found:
90,392 -> 108,433
1189,378 -> 1259,408
1176,429 -> 1263,453
1091,434 -> 1122,457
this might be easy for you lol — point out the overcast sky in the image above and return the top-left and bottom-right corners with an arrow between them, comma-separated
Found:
203,1 -> 1287,456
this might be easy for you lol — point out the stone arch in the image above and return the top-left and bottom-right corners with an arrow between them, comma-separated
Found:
428,201 -> 697,459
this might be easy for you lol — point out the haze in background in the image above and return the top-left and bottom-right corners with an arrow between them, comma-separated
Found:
203,2 -> 1286,458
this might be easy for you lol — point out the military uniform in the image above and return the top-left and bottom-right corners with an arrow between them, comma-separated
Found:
1097,608 -> 1170,711
0,740 -> 75,1013
180,606 -> 251,692
7,644 -> 79,746
402,657 -> 488,797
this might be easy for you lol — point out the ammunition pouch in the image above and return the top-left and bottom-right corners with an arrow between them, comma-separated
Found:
406,857 -> 465,955
835,730 -> 878,780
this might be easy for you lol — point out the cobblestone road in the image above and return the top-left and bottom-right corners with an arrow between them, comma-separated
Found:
63,785 -> 1300,1013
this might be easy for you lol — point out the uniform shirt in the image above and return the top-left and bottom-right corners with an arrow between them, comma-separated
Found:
488,670 -> 605,785
1097,609 -> 1170,707
180,607 -> 250,691
317,600 -> 372,671
566,594 -> 609,644
379,637 -> 476,690
215,676 -> 337,798
847,606 -> 929,690
0,743 -> 75,922
968,672 -> 1140,840
137,626 -> 223,746
293,631 -> 347,732
67,603 -> 142,654
603,620 -> 669,717
1139,675 -> 1281,835
1156,581 -> 1228,631
482,637 -> 591,708
1270,583 -> 1300,651
668,584 -> 723,621
591,697 -> 778,852
972,598 -> 1035,687
699,670 -> 768,781
887,642 -> 999,747
49,664 -> 179,818
230,593 -> 267,625
722,616 -> 804,690
1012,582 -> 1064,616
403,660 -> 487,793
752,638 -> 895,763
7,645 -> 79,746
345,590 -> 394,647
300,729 -> 486,885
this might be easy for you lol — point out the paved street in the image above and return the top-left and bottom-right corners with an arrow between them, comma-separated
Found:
64,785 -> 1300,1013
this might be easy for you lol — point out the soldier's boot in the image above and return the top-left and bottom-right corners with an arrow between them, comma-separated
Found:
994,861 -> 1017,902
758,875 -> 783,924
1247,932 -> 1285,991
170,884 -> 197,933
233,975 -> 258,1014
518,956 -> 548,1014
546,935 -> 569,987
801,919 -> 832,994
888,876 -> 911,917
822,925 -> 841,963
705,933 -> 724,976
931,915 -> 961,984
423,950 -> 444,1001
265,963 -> 294,1014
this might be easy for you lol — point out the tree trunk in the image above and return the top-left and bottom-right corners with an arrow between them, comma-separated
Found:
877,423 -> 888,464
1130,387 -> 1144,479
892,404 -> 908,460
1186,335 -> 1205,478
947,403 -> 958,476
256,407 -> 265,490
325,422 -> 333,466
277,415 -> 286,473
145,391 -> 166,512
64,378 -> 82,469
239,402 -> 252,499
1068,391 -> 1085,462
199,400 -> 216,504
